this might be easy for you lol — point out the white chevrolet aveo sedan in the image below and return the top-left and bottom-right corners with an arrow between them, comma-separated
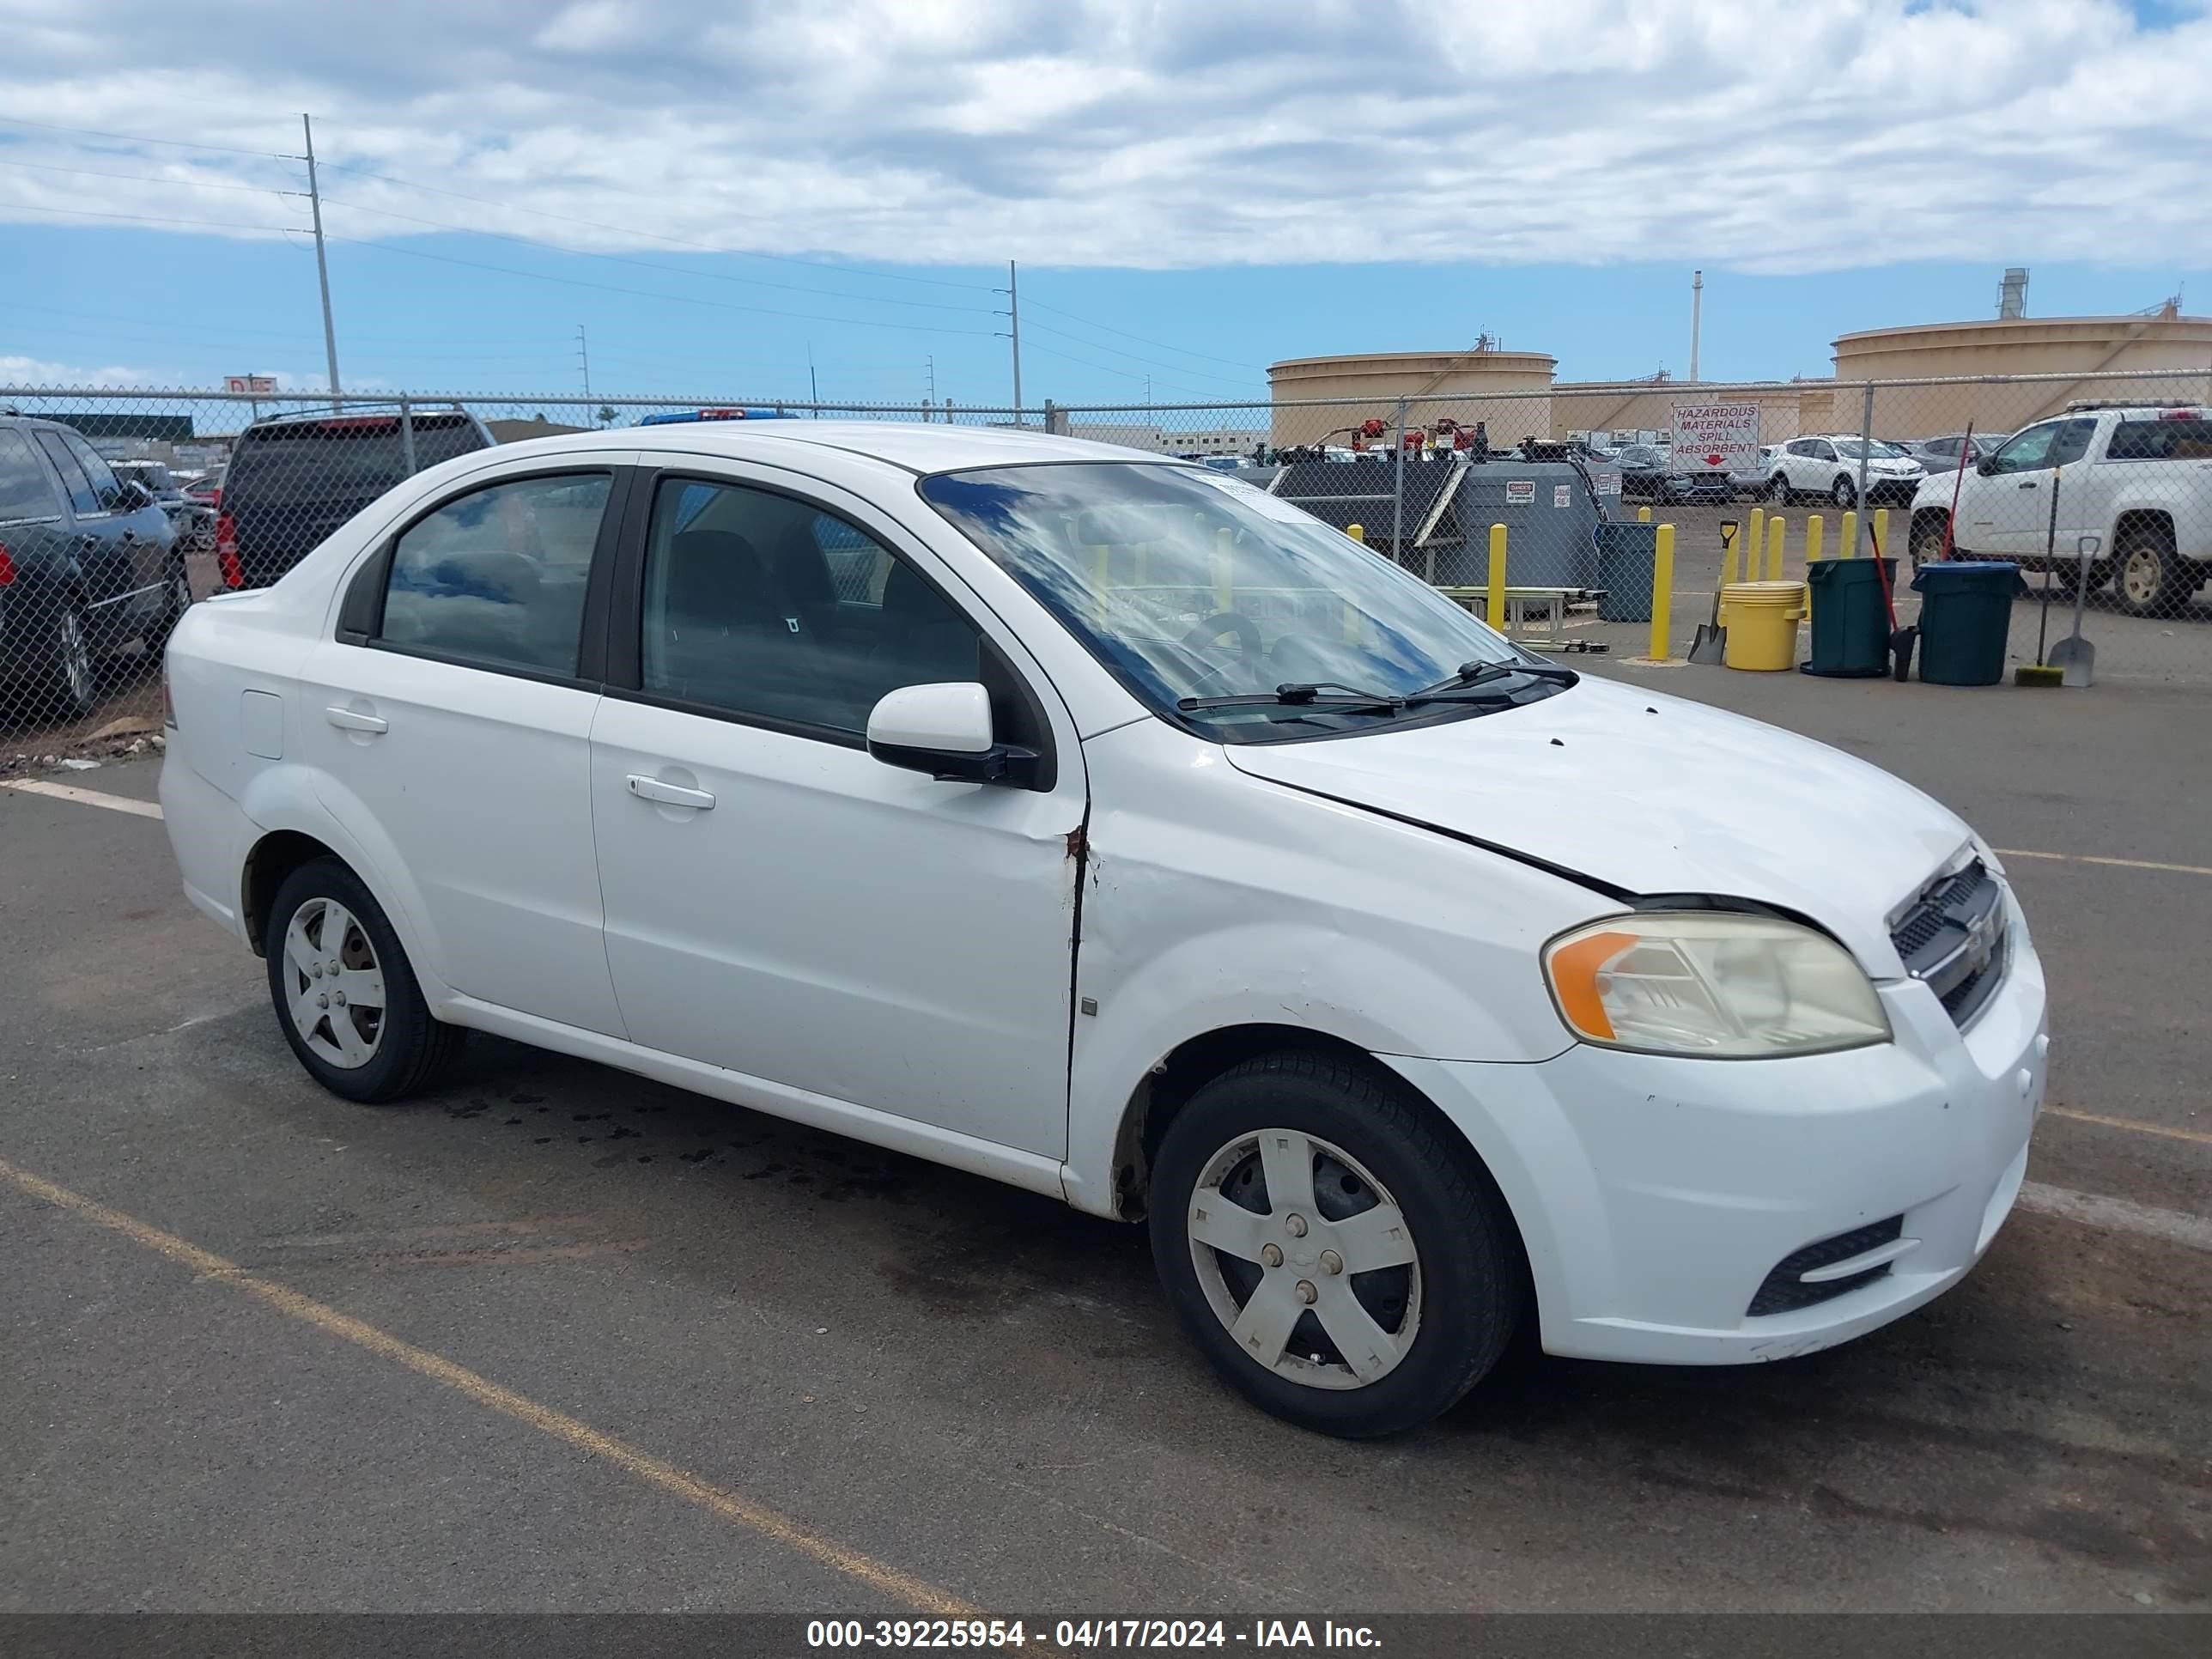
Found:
161,421 -> 2047,1436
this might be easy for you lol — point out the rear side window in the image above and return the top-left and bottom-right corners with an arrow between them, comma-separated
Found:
58,429 -> 122,507
33,430 -> 101,514
2109,417 -> 2212,461
378,472 -> 611,675
0,431 -> 60,521
229,416 -> 486,506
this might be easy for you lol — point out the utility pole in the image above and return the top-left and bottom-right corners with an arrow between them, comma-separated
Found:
574,325 -> 591,398
301,113 -> 341,406
1689,270 -> 1703,383
807,342 -> 819,416
1006,260 -> 1023,422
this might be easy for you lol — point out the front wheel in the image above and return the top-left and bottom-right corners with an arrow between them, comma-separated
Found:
1910,514 -> 1948,573
265,857 -> 465,1103
1149,1051 -> 1520,1437
1766,475 -> 1789,503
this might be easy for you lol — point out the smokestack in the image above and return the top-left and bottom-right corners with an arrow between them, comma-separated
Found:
1999,267 -> 2029,320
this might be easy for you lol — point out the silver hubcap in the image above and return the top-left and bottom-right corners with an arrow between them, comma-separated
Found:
2123,550 -> 2160,605
1187,1128 -> 1421,1390
60,611 -> 93,704
282,897 -> 386,1069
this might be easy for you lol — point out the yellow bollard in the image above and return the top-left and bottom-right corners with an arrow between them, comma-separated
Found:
1649,523 -> 1675,663
1637,504 -> 1653,524
1346,523 -> 1364,544
1804,514 -> 1825,569
1766,514 -> 1786,582
1873,507 -> 1891,561
1486,523 -> 1508,634
1840,508 -> 1860,558
1747,507 -> 1766,580
1212,526 -> 1234,614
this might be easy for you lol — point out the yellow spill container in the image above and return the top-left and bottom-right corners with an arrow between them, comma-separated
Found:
1721,580 -> 1808,672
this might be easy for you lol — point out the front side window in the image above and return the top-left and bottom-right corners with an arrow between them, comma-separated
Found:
0,431 -> 60,522
1987,422 -> 2060,475
379,471 -> 610,674
920,461 -> 1546,743
639,477 -> 981,736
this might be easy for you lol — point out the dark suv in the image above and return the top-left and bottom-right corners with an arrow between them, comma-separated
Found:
216,406 -> 493,589
0,410 -> 185,720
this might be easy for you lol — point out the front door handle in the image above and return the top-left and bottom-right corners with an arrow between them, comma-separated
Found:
627,774 -> 715,811
2017,480 -> 2039,489
325,706 -> 388,735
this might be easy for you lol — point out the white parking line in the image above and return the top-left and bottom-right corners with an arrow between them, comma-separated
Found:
2020,1182 -> 2212,1254
1996,848 -> 2212,878
0,779 -> 164,818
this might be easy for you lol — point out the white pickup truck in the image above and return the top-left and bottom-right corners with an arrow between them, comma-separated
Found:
1906,402 -> 2212,617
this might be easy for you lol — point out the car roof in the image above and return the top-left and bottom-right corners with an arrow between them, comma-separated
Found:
495,420 -> 1180,477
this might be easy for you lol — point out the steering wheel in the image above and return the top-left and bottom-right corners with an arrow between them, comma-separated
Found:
1176,611 -> 1267,697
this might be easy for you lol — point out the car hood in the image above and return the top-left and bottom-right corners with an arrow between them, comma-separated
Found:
1222,675 -> 1971,972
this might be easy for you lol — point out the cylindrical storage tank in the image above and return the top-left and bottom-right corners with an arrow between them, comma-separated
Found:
1832,315 -> 2212,439
1268,349 -> 1557,450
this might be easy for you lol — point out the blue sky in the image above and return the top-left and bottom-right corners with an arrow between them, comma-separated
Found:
3,0 -> 2209,410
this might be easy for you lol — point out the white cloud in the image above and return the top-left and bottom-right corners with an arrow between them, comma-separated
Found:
0,353 -> 161,387
0,0 -> 2204,273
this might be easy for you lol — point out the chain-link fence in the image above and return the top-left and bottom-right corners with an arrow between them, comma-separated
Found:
6,371 -> 2208,763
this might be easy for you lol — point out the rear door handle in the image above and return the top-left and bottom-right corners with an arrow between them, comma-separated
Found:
325,706 -> 388,734
627,774 -> 715,811
2018,480 -> 2039,489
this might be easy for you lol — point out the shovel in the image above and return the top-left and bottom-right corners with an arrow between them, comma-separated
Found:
1868,520 -> 1916,681
2049,533 -> 2100,686
1689,520 -> 1736,664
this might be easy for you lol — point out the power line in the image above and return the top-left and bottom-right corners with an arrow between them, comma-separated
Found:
1024,297 -> 1258,373
1018,338 -> 1227,402
0,114 -> 289,159
315,194 -> 991,316
0,199 -> 304,235
1023,320 -> 1257,390
312,159 -> 997,295
0,157 -> 298,197
323,234 -> 1000,337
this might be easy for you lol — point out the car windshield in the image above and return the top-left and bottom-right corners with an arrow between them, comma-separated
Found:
919,461 -> 1547,742
1834,440 -> 1907,460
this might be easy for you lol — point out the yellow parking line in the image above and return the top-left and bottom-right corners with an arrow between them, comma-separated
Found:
1,779 -> 163,818
2045,1109 -> 2212,1149
0,1155 -> 979,1617
1996,848 -> 2212,878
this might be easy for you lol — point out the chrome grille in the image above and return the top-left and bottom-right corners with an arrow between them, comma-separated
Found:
1890,857 -> 2007,1027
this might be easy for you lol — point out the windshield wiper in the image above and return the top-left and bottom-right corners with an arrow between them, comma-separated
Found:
1178,681 -> 1406,714
1405,659 -> 1579,702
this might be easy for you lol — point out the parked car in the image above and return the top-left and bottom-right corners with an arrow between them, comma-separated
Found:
216,406 -> 491,588
1730,444 -> 1778,499
1765,436 -> 1926,507
161,422 -> 2047,1437
1893,434 -> 1995,477
112,459 -> 215,553
0,411 -> 185,719
181,465 -> 225,506
1907,402 -> 2212,615
1617,443 -> 1729,503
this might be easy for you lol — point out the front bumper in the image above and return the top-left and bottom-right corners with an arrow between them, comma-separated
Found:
1389,886 -> 2046,1365
1866,475 -> 1925,504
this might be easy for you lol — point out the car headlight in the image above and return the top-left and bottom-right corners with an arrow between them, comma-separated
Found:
1542,912 -> 1891,1058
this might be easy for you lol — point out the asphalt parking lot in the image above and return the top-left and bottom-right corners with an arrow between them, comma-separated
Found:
1,666 -> 2207,1616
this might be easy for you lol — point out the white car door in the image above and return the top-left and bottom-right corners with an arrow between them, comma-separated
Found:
587,466 -> 1086,1158
1965,420 -> 2063,557
295,461 -> 630,1036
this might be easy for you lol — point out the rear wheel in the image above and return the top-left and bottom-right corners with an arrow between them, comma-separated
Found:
150,562 -> 193,653
264,858 -> 465,1103
1767,474 -> 1790,503
1832,474 -> 1858,508
2115,532 -> 2192,619
48,603 -> 97,720
1149,1050 -> 1520,1437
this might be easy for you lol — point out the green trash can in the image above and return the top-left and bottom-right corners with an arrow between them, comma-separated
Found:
1594,520 -> 1656,623
1802,557 -> 1896,678
1911,561 -> 2025,686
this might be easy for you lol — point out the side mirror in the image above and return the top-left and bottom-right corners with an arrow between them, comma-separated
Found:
1975,457 -> 1999,477
115,478 -> 154,510
866,682 -> 1037,787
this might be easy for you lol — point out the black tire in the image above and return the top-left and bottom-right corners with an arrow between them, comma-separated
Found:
1909,513 -> 1948,573
1832,474 -> 1857,508
1148,1049 -> 1520,1438
264,857 -> 465,1103
1766,474 -> 1789,503
48,600 -> 97,720
2113,532 -> 2192,619
150,562 -> 193,653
